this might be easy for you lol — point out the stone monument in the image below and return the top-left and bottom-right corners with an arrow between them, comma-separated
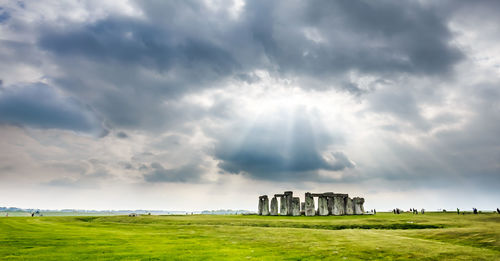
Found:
258,191 -> 365,216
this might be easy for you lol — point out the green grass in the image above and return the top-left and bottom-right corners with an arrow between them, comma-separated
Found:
0,213 -> 499,260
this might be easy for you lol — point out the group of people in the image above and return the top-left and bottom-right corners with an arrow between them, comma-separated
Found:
392,208 -> 425,214
393,207 -> 500,214
455,208 -> 500,214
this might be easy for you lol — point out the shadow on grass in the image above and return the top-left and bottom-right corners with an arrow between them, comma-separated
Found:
74,217 -> 100,222
79,216 -> 446,230
240,223 -> 446,230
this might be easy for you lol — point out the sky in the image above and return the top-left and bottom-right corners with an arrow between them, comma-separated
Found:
0,0 -> 499,211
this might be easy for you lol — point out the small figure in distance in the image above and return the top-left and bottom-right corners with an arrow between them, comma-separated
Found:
473,208 -> 478,214
457,208 -> 460,215
421,208 -> 425,214
31,212 -> 34,217
374,209 -> 376,215
497,208 -> 500,214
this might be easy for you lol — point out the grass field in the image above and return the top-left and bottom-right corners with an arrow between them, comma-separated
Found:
0,213 -> 499,260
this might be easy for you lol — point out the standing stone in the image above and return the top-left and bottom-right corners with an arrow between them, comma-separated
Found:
257,196 -> 264,215
270,197 -> 279,216
292,197 -> 301,216
345,197 -> 354,215
258,196 -> 263,215
332,194 -> 348,216
258,195 -> 269,215
305,192 -> 315,216
353,197 -> 365,215
318,195 -> 329,216
261,195 -> 270,215
284,191 -> 293,216
280,195 -> 287,215
300,202 -> 305,216
324,192 -> 335,215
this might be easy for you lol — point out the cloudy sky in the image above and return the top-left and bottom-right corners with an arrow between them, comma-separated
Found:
0,0 -> 499,211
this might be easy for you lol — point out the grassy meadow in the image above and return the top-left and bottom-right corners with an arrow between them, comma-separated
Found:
0,212 -> 499,260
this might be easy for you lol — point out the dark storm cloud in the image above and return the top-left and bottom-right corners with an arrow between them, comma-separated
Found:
214,108 -> 354,181
143,162 -> 205,183
31,1 -> 242,131
0,8 -> 10,23
244,0 -> 462,79
41,0 -> 461,77
0,83 -> 105,134
38,18 -> 238,75
116,131 -> 128,139
23,0 -> 462,132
